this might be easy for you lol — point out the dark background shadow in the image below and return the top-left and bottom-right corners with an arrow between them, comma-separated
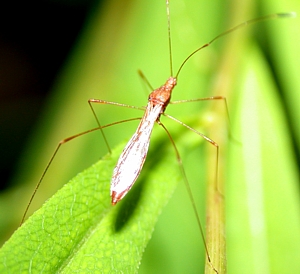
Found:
0,0 -> 104,191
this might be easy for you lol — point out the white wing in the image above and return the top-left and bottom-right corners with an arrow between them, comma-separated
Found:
110,103 -> 163,204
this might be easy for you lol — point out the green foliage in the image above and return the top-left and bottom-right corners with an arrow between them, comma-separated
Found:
0,140 -> 181,273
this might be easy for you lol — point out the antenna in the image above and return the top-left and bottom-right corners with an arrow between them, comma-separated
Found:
175,12 -> 296,79
166,0 -> 173,76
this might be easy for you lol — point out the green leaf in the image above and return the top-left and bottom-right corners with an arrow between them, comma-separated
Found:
0,139 -> 182,273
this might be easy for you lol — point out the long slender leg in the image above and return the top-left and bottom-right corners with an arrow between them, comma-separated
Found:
163,112 -> 219,188
158,121 -> 219,274
171,96 -> 230,127
170,96 -> 238,144
22,98 -> 145,224
88,99 -> 145,153
138,70 -> 154,91
21,117 -> 142,225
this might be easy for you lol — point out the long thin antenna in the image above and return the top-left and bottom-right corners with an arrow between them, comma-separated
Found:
166,0 -> 173,76
175,12 -> 296,79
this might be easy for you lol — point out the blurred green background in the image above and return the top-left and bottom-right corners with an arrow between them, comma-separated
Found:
0,0 -> 299,273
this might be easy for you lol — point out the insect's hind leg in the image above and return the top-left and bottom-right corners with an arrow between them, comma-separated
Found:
158,120 -> 219,273
21,125 -> 111,225
163,112 -> 220,189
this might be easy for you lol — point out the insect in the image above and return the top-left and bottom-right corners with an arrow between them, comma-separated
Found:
18,0 -> 295,273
